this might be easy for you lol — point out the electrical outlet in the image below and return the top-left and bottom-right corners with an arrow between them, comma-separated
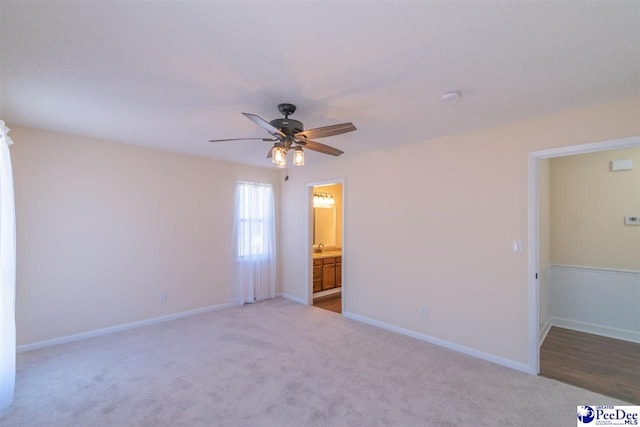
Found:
420,305 -> 428,317
159,291 -> 167,302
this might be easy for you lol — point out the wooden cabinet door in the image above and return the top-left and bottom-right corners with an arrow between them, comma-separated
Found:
313,265 -> 322,280
336,261 -> 342,287
313,265 -> 323,292
322,262 -> 336,289
313,259 -> 323,293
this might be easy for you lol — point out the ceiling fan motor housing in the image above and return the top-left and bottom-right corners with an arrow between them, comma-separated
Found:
269,118 -> 304,136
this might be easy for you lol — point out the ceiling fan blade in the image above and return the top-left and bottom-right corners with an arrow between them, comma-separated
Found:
208,137 -> 276,143
299,139 -> 344,156
242,113 -> 286,138
295,122 -> 356,140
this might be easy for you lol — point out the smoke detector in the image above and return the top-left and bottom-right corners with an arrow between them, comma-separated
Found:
441,90 -> 461,103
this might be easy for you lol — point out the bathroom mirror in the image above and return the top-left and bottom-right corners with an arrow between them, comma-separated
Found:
313,207 -> 336,247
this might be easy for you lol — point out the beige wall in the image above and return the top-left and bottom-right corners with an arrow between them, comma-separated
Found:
550,147 -> 640,271
280,97 -> 640,367
10,96 -> 639,363
11,125 -> 280,346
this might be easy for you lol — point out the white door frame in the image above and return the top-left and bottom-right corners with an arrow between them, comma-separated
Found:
527,135 -> 639,374
306,178 -> 346,310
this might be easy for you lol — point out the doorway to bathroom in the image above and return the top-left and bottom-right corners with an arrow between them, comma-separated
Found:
310,181 -> 343,314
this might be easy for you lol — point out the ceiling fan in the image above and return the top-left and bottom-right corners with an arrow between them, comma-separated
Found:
208,103 -> 356,168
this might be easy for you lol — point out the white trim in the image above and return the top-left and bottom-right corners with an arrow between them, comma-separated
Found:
549,316 -> 640,344
538,264 -> 551,347
343,311 -> 529,374
527,151 -> 540,374
280,293 -> 307,305
539,319 -> 552,347
17,302 -> 235,353
550,264 -> 640,275
527,135 -> 640,375
306,178 -> 346,310
307,183 -> 314,306
340,181 -> 346,315
529,135 -> 640,159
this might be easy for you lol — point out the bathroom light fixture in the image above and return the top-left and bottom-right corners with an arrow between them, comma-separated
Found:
313,191 -> 335,208
293,146 -> 305,166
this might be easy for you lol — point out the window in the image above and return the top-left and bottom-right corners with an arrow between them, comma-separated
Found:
235,181 -> 274,259
230,181 -> 276,303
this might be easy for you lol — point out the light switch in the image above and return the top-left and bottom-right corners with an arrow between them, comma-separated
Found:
512,240 -> 524,253
625,216 -> 640,225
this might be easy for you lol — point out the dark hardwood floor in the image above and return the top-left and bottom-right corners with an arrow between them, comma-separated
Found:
313,293 -> 342,314
540,326 -> 640,404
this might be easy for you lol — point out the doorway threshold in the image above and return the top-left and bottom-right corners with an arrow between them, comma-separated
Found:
313,288 -> 341,300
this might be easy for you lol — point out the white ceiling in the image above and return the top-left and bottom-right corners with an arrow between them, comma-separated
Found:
1,1 -> 638,168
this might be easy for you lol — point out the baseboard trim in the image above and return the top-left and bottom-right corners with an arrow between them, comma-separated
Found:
280,293 -> 307,305
549,316 -> 640,344
342,311 -> 530,374
17,302 -> 235,353
539,318 -> 552,347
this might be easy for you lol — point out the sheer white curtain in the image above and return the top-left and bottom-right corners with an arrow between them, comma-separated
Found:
229,181 -> 276,304
0,120 -> 16,415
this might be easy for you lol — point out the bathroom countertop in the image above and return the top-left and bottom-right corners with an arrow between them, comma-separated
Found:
313,251 -> 342,259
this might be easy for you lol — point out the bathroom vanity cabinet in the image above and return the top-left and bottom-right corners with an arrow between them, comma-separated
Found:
313,255 -> 342,292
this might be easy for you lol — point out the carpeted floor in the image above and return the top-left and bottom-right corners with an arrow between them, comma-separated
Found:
0,298 -> 628,426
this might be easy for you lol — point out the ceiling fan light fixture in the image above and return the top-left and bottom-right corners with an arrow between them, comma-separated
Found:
272,143 -> 287,168
293,146 -> 304,166
275,154 -> 286,168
